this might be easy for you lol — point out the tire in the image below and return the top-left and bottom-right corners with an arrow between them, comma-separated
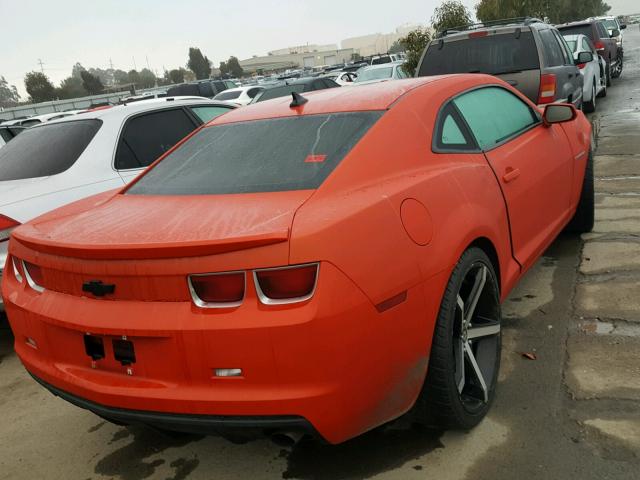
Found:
565,150 -> 594,233
583,80 -> 596,113
415,247 -> 501,429
605,62 -> 612,87
597,79 -> 607,98
611,55 -> 623,78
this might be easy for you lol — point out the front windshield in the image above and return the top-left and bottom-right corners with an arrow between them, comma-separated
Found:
356,67 -> 393,82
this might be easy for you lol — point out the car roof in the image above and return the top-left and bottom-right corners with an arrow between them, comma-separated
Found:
208,77 -> 453,124
40,97 -> 235,125
558,20 -> 598,28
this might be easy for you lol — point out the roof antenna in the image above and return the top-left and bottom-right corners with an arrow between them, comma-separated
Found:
290,92 -> 308,108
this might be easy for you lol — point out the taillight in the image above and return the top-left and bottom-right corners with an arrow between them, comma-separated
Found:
468,31 -> 488,39
537,73 -> 556,105
254,263 -> 319,304
594,41 -> 605,52
23,261 -> 44,292
577,63 -> 587,69
0,214 -> 20,243
188,271 -> 245,308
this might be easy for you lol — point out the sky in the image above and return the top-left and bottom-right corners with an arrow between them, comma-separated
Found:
1,0 -> 637,98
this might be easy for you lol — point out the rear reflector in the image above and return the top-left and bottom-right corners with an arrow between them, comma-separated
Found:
537,73 -> 556,105
23,261 -> 44,292
254,263 -> 319,304
188,271 -> 245,307
0,214 -> 20,243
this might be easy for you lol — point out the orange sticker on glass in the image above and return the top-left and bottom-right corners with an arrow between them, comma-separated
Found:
305,154 -> 327,163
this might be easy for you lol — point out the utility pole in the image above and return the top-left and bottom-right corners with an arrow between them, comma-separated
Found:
109,58 -> 114,70
37,58 -> 45,73
146,55 -> 151,71
132,56 -> 137,71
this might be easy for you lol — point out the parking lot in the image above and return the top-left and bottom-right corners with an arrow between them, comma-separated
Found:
1,24 -> 639,480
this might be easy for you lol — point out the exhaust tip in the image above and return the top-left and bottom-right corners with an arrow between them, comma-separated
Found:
269,431 -> 304,447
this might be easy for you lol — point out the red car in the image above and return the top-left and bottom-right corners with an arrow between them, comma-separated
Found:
3,75 -> 593,444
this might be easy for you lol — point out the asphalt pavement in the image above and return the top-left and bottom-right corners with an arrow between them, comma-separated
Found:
1,29 -> 639,480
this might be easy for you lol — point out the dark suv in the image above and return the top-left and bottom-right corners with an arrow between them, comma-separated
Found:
416,18 -> 584,108
557,20 -> 622,83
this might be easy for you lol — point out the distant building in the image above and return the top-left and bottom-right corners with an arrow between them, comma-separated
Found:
342,23 -> 424,57
239,48 -> 355,74
268,44 -> 339,56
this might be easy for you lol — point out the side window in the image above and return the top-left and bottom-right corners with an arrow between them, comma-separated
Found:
190,106 -> 232,124
539,29 -> 565,67
395,66 -> 408,79
433,104 -> 477,151
453,87 -> 539,150
596,23 -> 608,39
553,31 -> 574,65
247,88 -> 261,98
582,37 -> 592,53
115,109 -> 196,170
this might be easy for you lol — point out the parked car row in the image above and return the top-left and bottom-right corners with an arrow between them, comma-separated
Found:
416,15 -> 626,114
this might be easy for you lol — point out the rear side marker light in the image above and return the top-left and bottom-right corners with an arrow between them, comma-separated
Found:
254,263 -> 319,305
12,257 -> 23,283
0,214 -> 20,243
215,368 -> 243,378
375,291 -> 408,313
537,73 -> 556,105
23,261 -> 44,293
188,271 -> 245,308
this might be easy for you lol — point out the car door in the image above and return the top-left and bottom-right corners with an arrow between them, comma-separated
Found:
114,107 -> 200,183
452,86 -> 574,269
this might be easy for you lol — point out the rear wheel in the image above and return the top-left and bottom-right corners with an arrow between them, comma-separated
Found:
605,62 -> 612,86
566,150 -> 594,233
415,247 -> 501,429
583,81 -> 596,113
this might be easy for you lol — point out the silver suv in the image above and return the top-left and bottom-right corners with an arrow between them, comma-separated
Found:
416,17 -> 584,109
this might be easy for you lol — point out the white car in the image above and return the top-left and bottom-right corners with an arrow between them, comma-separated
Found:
353,62 -> 409,85
213,86 -> 265,106
0,97 -> 236,306
562,33 -> 607,113
322,71 -> 358,86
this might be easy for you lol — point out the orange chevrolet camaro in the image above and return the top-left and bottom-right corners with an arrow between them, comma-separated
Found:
2,75 -> 593,444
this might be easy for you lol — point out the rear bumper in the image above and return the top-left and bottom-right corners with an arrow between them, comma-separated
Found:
30,372 -> 317,438
4,261 -> 439,444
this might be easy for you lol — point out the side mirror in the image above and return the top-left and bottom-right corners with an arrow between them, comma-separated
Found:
620,24 -> 627,30
577,51 -> 593,64
543,104 -> 577,125
610,28 -> 620,37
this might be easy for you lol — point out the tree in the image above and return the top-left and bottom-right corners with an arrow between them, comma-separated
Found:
57,76 -> 87,99
24,71 -> 56,102
475,0 -> 611,24
219,61 -> 229,77
113,69 -> 129,85
398,28 -> 431,76
226,56 -> 244,78
127,69 -> 140,86
388,39 -> 405,54
0,76 -> 20,106
80,70 -> 103,95
139,68 -> 157,88
431,0 -> 473,34
72,62 -> 85,79
187,47 -> 212,79
167,68 -> 186,84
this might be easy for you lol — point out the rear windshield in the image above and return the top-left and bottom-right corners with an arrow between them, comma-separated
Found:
602,19 -> 618,30
0,120 -> 101,181
356,67 -> 393,82
127,112 -> 383,195
255,84 -> 305,102
419,31 -> 539,76
558,25 -> 593,41
214,90 -> 241,100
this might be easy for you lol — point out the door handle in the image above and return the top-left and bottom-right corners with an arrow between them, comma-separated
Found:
502,167 -> 521,183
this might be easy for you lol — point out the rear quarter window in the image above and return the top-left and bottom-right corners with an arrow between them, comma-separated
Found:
127,112 -> 383,195
419,31 -> 539,76
0,120 -> 101,181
